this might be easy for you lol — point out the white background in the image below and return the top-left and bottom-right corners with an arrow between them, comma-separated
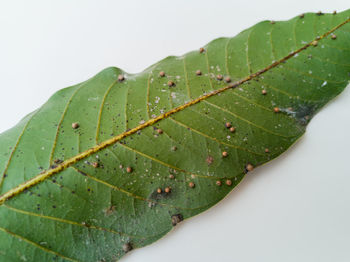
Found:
0,1 -> 349,261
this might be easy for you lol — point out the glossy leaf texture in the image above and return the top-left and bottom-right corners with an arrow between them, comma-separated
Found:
0,10 -> 350,261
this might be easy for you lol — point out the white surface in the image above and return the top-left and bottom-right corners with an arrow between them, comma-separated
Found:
0,1 -> 349,261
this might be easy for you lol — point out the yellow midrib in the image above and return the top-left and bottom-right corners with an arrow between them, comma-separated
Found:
0,17 -> 349,205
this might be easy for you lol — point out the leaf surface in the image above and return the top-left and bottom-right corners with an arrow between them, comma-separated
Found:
0,10 -> 350,261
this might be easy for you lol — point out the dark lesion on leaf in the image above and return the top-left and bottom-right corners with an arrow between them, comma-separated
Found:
104,205 -> 116,216
206,155 -> 214,165
292,102 -> 319,126
171,214 -> 183,226
122,242 -> 133,253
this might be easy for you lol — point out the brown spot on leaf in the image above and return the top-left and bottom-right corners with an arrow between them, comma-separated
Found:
72,122 -> 79,129
118,74 -> 125,82
122,243 -> 133,253
54,159 -> 63,164
246,163 -> 254,172
206,156 -> 214,165
188,182 -> 195,188
225,122 -> 232,128
104,205 -> 115,216
92,162 -> 99,168
171,214 -> 183,226
167,80 -> 175,87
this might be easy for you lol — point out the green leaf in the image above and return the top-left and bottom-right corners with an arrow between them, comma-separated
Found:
0,10 -> 350,261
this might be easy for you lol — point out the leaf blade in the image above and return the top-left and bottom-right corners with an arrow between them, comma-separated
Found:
0,10 -> 350,261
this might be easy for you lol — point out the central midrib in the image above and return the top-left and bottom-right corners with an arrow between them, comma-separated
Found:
0,16 -> 349,205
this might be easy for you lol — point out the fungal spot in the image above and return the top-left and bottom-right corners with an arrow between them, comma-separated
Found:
169,174 -> 175,179
72,122 -> 80,129
273,107 -> 280,113
171,146 -> 177,151
126,166 -> 133,173
216,180 -> 222,186
222,151 -> 228,158
148,202 -> 156,208
224,76 -> 231,83
157,188 -> 162,194
311,40 -> 318,47
246,163 -> 254,172
216,74 -> 223,81
265,148 -> 270,153
171,214 -> 183,226
262,89 -> 267,95
156,129 -> 163,134
81,222 -> 90,227
299,13 -> 305,18
118,74 -> 125,82
122,243 -> 133,253
104,205 -> 115,216
164,187 -> 171,193
188,182 -> 195,188
196,70 -> 202,76
225,122 -> 232,128
54,159 -> 63,164
331,34 -> 337,40
92,162 -> 99,168
199,47 -> 205,53
206,155 -> 214,165
229,127 -> 236,133
167,80 -> 175,87
226,179 -> 232,186
159,71 -> 165,77
228,83 -> 236,89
